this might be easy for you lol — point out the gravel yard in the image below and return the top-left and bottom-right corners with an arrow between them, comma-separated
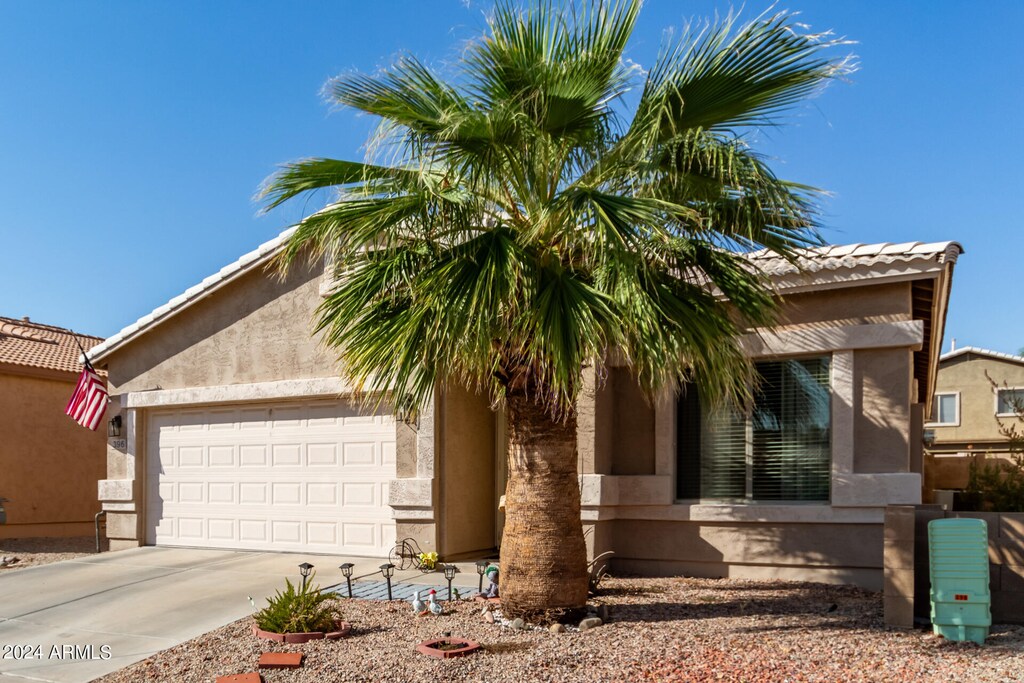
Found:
0,536 -> 104,570
93,577 -> 1024,683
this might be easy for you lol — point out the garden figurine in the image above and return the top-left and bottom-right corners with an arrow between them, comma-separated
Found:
411,590 -> 426,615
428,589 -> 443,616
478,565 -> 499,599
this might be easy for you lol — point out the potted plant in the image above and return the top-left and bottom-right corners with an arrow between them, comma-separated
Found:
418,551 -> 439,572
252,573 -> 351,643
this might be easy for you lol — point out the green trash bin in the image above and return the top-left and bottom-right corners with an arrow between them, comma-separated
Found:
928,518 -> 991,645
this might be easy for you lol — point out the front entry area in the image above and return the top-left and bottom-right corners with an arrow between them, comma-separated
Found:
145,399 -> 396,556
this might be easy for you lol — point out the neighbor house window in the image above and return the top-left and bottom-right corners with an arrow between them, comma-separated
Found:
676,357 -> 831,503
928,393 -> 959,426
997,388 -> 1024,417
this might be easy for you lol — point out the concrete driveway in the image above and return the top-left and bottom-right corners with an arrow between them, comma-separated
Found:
0,547 -> 402,683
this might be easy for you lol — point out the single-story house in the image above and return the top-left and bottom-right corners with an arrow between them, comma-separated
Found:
924,346 -> 1024,497
89,234 -> 960,590
0,316 -> 106,538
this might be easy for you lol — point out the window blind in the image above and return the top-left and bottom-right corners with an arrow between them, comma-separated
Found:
677,356 -> 831,503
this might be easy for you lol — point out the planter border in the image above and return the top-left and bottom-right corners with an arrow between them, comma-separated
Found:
252,621 -> 352,643
416,637 -> 481,659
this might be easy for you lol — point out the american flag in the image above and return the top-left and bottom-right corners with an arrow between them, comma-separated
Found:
65,367 -> 108,431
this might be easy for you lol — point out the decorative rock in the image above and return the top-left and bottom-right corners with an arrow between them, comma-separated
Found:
483,610 -> 495,624
578,617 -> 603,631
549,623 -> 566,633
597,604 -> 611,622
509,617 -> 525,630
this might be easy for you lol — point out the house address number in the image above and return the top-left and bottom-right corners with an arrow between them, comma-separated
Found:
110,439 -> 127,451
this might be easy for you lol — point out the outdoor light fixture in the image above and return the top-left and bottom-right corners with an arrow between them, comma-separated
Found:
443,563 -> 458,602
379,563 -> 395,600
298,562 -> 314,592
108,415 -> 122,438
475,559 -> 489,593
338,563 -> 354,598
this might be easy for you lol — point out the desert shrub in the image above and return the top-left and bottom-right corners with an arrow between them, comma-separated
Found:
965,454 -> 1024,512
965,374 -> 1024,511
254,574 -> 341,634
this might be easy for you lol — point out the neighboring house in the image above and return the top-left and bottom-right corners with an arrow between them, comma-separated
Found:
89,236 -> 960,591
0,317 -> 106,538
924,346 -> 1024,496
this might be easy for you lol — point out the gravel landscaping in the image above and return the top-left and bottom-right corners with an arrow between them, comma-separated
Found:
93,577 -> 1024,683
0,536 -> 105,570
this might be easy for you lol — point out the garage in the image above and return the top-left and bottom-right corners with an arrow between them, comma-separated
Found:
145,399 -> 396,556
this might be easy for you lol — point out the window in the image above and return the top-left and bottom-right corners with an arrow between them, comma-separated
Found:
928,393 -> 959,426
997,388 -> 1024,417
677,357 -> 831,503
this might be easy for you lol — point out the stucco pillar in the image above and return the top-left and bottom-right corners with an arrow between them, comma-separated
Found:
883,505 -> 916,628
98,404 -> 142,550
389,394 -> 438,554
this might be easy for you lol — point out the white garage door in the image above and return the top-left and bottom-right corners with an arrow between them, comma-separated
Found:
146,400 -> 396,556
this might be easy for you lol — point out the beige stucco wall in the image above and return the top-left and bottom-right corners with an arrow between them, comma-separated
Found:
930,355 -> 1024,448
853,348 -> 912,473
105,259 -> 335,394
0,368 -> 106,538
438,386 -> 496,559
609,520 -> 883,589
609,368 -> 656,476
775,281 -> 913,328
579,280 -> 925,588
99,259 -> 395,549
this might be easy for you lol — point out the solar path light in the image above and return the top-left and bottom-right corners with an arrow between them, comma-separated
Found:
443,563 -> 458,602
338,563 -> 354,598
380,563 -> 395,600
475,559 -> 489,593
298,562 -> 314,592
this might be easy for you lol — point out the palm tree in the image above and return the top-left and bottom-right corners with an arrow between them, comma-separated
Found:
262,1 -> 852,621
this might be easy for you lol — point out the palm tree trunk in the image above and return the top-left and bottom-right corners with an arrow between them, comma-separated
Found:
499,391 -> 589,621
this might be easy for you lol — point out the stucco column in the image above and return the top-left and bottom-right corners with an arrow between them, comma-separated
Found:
388,394 -> 438,553
831,350 -> 855,476
98,403 -> 142,550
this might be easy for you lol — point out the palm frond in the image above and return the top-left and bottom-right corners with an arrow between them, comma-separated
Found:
260,158 -> 433,210
640,9 -> 854,135
262,1 -> 851,418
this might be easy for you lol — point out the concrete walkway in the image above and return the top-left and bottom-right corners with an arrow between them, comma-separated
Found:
0,547 -> 486,683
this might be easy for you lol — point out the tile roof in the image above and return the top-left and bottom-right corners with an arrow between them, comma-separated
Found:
0,317 -> 104,375
940,346 -> 1024,365
89,234 -> 963,363
745,241 -> 963,276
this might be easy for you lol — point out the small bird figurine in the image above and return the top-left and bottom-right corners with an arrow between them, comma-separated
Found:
428,589 -> 443,616
452,587 -> 461,602
411,590 -> 426,614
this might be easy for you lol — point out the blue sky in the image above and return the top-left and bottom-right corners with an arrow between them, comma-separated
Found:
1,1 -> 1020,354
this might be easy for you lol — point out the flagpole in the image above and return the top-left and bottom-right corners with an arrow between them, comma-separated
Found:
72,336 -> 95,372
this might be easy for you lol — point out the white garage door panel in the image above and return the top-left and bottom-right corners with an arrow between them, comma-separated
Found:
146,400 -> 396,556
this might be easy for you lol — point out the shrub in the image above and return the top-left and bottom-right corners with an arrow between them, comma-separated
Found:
964,374 -> 1024,512
965,454 -> 1024,512
254,574 -> 341,634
